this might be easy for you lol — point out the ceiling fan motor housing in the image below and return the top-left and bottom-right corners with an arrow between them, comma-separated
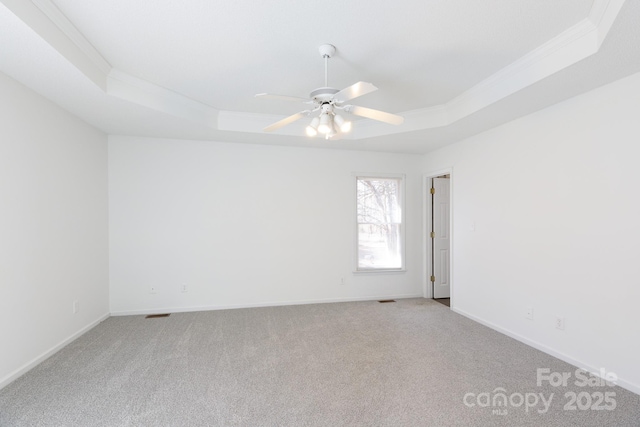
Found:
310,87 -> 339,104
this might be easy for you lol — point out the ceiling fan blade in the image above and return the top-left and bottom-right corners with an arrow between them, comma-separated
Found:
332,82 -> 378,103
255,93 -> 309,103
263,110 -> 310,132
344,105 -> 404,125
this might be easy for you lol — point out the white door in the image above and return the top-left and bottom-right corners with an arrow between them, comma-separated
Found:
432,177 -> 450,299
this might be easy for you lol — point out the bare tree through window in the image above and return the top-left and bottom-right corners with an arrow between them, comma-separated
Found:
356,177 -> 403,270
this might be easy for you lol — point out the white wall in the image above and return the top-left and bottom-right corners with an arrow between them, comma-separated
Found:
0,72 -> 109,388
109,137 -> 424,314
6,52 -> 639,397
423,71 -> 640,393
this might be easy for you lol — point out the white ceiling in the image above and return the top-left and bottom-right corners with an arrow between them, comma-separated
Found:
1,0 -> 639,153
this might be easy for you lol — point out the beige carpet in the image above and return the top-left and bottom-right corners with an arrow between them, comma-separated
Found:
1,298 -> 638,426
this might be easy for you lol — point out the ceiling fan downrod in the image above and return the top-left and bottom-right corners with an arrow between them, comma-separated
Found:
319,44 -> 336,88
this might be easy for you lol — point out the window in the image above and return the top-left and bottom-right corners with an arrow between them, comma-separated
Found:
356,175 -> 405,271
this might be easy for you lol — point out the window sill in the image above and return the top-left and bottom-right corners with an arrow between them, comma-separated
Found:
353,269 -> 406,275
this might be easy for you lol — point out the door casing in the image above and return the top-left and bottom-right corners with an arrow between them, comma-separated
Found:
422,169 -> 454,302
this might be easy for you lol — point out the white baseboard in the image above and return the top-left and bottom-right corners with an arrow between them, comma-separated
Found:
109,294 -> 424,316
451,306 -> 640,396
0,312 -> 110,391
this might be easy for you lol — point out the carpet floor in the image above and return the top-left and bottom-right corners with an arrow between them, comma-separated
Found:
0,298 -> 638,426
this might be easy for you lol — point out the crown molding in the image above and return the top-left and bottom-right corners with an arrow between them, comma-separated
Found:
219,0 -> 625,139
590,0 -> 626,48
30,0 -> 111,75
1,0 -> 218,126
353,105 -> 449,139
0,0 -> 110,89
218,111 -> 300,135
0,0 -> 626,138
107,70 -> 219,126
443,0 -> 625,125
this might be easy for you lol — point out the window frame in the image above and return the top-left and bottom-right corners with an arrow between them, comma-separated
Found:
353,173 -> 406,273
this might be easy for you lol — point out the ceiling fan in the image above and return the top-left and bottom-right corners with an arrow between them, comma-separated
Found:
256,44 -> 404,139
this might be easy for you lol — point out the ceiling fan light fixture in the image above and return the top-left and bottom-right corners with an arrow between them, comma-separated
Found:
334,114 -> 351,133
317,113 -> 332,134
306,117 -> 320,136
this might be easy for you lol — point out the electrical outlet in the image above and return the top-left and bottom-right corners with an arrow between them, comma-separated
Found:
525,307 -> 534,320
340,277 -> 345,286
180,283 -> 188,293
150,285 -> 157,294
73,300 -> 79,314
555,316 -> 565,330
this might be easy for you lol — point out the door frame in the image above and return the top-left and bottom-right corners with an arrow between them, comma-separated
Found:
422,168 -> 454,302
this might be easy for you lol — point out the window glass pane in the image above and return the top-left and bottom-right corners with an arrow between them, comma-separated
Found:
356,176 -> 403,270
357,224 -> 402,269
357,178 -> 401,224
